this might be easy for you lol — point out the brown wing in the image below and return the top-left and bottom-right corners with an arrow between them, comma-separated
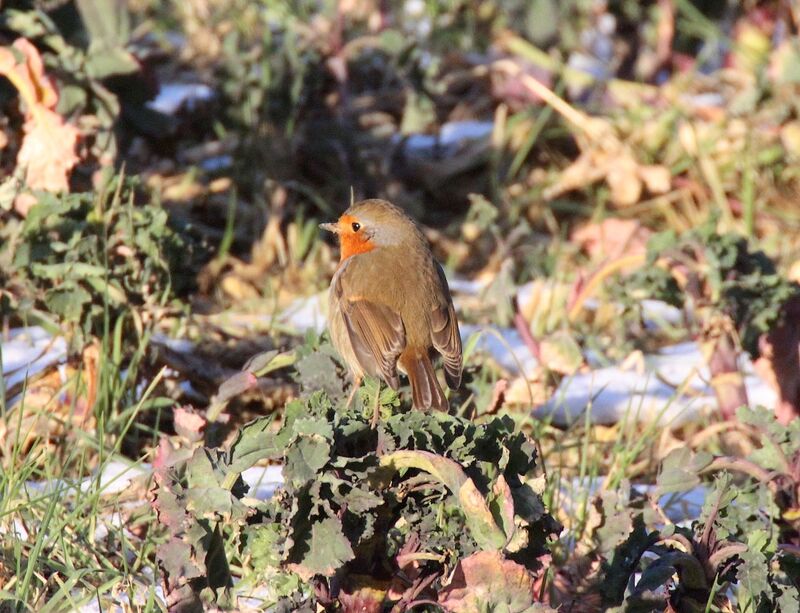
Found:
431,264 -> 462,389
341,298 -> 406,390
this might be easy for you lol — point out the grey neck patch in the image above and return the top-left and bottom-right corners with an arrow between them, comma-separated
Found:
352,212 -> 409,247
367,223 -> 405,247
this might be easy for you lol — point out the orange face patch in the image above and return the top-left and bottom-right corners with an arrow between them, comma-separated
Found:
338,214 -> 374,262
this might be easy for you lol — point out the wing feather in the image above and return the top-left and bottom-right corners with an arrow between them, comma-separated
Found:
431,264 -> 462,389
341,298 -> 405,390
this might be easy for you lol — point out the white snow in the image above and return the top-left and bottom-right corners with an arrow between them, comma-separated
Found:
2,326 -> 68,390
147,83 -> 214,115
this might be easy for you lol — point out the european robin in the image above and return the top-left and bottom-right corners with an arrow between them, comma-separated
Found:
320,199 -> 462,418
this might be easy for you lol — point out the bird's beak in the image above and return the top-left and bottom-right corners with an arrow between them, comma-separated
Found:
319,222 -> 339,234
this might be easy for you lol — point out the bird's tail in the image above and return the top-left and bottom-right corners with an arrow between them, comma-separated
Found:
405,351 -> 448,412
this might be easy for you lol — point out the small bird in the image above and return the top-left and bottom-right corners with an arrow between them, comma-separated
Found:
320,199 -> 462,419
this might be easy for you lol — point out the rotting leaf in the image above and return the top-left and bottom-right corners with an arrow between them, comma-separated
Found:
438,550 -> 553,613
212,371 -> 258,407
377,450 -> 468,493
490,475 -> 516,546
459,478 -> 508,551
174,406 -> 207,444
0,38 -> 80,204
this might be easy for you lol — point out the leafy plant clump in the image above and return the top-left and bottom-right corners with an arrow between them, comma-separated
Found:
630,406 -> 800,612
547,406 -> 800,611
0,176 -> 185,348
624,223 -> 799,357
1,3 -> 156,174
153,344 -> 559,611
616,221 -> 800,420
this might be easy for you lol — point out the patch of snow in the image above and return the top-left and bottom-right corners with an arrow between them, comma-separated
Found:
79,582 -> 166,613
151,333 -> 196,354
278,291 -> 328,334
0,518 -> 30,541
439,120 -> 494,146
241,464 -> 285,500
147,83 -> 214,115
560,475 -> 707,525
81,460 -> 151,495
641,299 -> 683,329
25,460 -> 151,497
2,326 -> 68,390
199,154 -> 233,172
536,342 -> 778,427
398,120 -> 494,157
460,324 -> 539,377
539,366 -> 708,427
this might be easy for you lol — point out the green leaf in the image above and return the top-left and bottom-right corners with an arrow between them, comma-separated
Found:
185,486 -> 242,521
655,447 -> 713,496
297,517 -> 355,577
525,0 -> 558,45
32,262 -> 107,279
84,46 -> 139,79
83,276 -> 127,304
776,584 -> 800,612
295,350 -> 345,403
602,512 -> 660,606
76,0 -> 131,48
400,90 -> 435,134
44,284 -> 91,321
736,547 -> 772,610
227,417 -> 279,474
292,417 -> 335,441
245,524 -> 284,568
285,419 -> 334,485
597,490 -> 634,555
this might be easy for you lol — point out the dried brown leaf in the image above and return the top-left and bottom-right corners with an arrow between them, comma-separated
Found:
638,164 -> 672,194
0,38 -> 80,202
606,155 -> 643,206
572,218 -> 652,261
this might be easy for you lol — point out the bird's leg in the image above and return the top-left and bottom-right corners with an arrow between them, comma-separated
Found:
346,375 -> 362,408
370,379 -> 382,429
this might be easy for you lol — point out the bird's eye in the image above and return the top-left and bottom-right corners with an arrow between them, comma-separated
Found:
351,222 -> 361,232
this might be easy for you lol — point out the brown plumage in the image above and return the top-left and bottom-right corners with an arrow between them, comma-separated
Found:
321,199 -> 462,414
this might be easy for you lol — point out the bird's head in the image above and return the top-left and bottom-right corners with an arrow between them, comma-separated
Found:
320,199 -> 421,262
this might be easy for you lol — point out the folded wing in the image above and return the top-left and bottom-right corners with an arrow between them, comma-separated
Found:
341,297 -> 406,390
430,263 -> 463,389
